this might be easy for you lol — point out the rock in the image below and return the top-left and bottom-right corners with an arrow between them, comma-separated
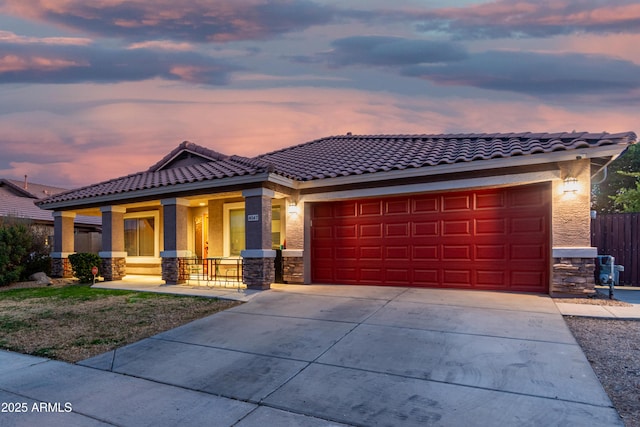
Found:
29,272 -> 53,286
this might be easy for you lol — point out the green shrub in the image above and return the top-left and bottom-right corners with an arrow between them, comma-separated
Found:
0,221 -> 32,286
68,253 -> 101,284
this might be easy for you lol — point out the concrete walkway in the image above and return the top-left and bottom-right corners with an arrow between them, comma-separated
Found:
555,286 -> 640,319
0,284 -> 626,426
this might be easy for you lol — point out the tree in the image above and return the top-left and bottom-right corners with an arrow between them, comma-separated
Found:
592,143 -> 640,213
0,219 -> 32,286
610,172 -> 640,212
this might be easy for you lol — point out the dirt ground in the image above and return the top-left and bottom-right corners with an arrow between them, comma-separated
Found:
0,279 -> 241,362
562,292 -> 640,427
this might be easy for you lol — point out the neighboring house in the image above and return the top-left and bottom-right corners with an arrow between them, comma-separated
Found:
36,131 -> 637,296
0,178 -> 101,253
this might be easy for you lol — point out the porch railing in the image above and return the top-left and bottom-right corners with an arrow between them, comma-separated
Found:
184,257 -> 243,286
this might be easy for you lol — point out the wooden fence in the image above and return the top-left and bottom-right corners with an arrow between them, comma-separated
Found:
591,213 -> 640,286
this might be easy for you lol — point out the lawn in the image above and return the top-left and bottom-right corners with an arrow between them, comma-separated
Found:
0,282 -> 241,362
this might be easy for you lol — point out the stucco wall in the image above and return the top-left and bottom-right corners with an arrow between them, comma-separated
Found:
208,200 -> 224,257
551,158 -> 592,248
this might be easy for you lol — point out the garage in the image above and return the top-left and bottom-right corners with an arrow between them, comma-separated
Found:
311,183 -> 550,292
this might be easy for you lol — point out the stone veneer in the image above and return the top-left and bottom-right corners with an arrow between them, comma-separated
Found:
162,257 -> 188,285
282,251 -> 304,284
101,257 -> 126,281
243,257 -> 274,289
51,258 -> 73,278
551,257 -> 596,296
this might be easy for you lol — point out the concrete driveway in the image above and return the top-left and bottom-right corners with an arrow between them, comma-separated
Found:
0,285 -> 622,426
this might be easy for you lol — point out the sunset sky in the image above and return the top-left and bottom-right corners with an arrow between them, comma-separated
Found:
1,0 -> 639,189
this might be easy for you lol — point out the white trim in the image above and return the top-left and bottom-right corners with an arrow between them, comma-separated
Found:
160,250 -> 191,258
552,247 -> 598,258
124,210 -> 160,259
295,145 -> 628,190
50,252 -> 73,259
241,249 -> 277,258
282,249 -> 303,257
99,251 -> 128,258
301,170 -> 558,202
223,201 -> 245,257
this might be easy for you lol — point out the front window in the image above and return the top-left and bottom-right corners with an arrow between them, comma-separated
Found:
229,208 -> 245,256
124,214 -> 157,257
223,202 -> 283,256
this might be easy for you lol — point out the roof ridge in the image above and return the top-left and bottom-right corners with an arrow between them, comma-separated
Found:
147,141 -> 230,172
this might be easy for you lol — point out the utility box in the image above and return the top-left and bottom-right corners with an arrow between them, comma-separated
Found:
596,255 -> 625,286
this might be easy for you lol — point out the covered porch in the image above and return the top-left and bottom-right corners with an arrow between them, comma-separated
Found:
50,186 -> 304,290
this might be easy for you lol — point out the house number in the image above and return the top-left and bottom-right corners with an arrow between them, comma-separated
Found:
247,214 -> 259,222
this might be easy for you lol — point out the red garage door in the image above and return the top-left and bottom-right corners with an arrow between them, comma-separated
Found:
311,183 -> 550,292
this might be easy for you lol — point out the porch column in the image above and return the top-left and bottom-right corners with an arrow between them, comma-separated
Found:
51,211 -> 75,278
551,159 -> 596,296
241,188 -> 275,290
161,198 -> 190,285
99,206 -> 127,281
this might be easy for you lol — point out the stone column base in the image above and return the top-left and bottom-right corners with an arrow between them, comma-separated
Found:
551,257 -> 596,296
51,258 -> 73,278
242,257 -> 275,290
283,252 -> 304,284
101,257 -> 126,281
162,257 -> 188,285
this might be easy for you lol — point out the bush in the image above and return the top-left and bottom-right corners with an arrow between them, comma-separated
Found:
68,253 -> 101,284
0,221 -> 31,286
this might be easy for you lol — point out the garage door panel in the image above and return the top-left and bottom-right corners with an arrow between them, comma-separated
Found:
443,269 -> 472,287
511,245 -> 545,259
442,220 -> 472,236
413,221 -> 438,236
359,201 -> 382,216
359,223 -> 383,238
511,217 -> 545,234
442,194 -> 471,211
385,199 -> 410,215
412,270 -> 440,286
386,222 -> 409,237
475,218 -> 507,235
336,225 -> 357,238
386,246 -> 409,259
360,246 -> 382,260
335,202 -> 357,217
413,245 -> 438,260
385,268 -> 410,283
336,246 -> 357,259
476,269 -> 506,287
413,196 -> 438,213
475,192 -> 506,209
476,245 -> 507,260
311,183 -> 549,292
442,245 -> 471,260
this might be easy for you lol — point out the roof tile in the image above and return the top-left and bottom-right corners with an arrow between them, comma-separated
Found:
37,131 -> 637,207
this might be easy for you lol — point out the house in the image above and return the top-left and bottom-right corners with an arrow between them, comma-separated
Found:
0,177 -> 101,253
36,131 -> 637,296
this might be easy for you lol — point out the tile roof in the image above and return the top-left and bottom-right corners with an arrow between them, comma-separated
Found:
258,131 -> 638,181
36,131 -> 637,207
0,179 -> 100,225
36,153 -> 270,206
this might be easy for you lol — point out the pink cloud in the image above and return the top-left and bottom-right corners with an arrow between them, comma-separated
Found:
1,81 -> 636,189
0,54 -> 85,72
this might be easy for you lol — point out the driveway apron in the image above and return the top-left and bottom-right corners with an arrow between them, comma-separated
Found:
1,285 -> 622,426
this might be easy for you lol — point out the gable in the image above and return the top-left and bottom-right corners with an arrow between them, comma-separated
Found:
147,141 -> 230,172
